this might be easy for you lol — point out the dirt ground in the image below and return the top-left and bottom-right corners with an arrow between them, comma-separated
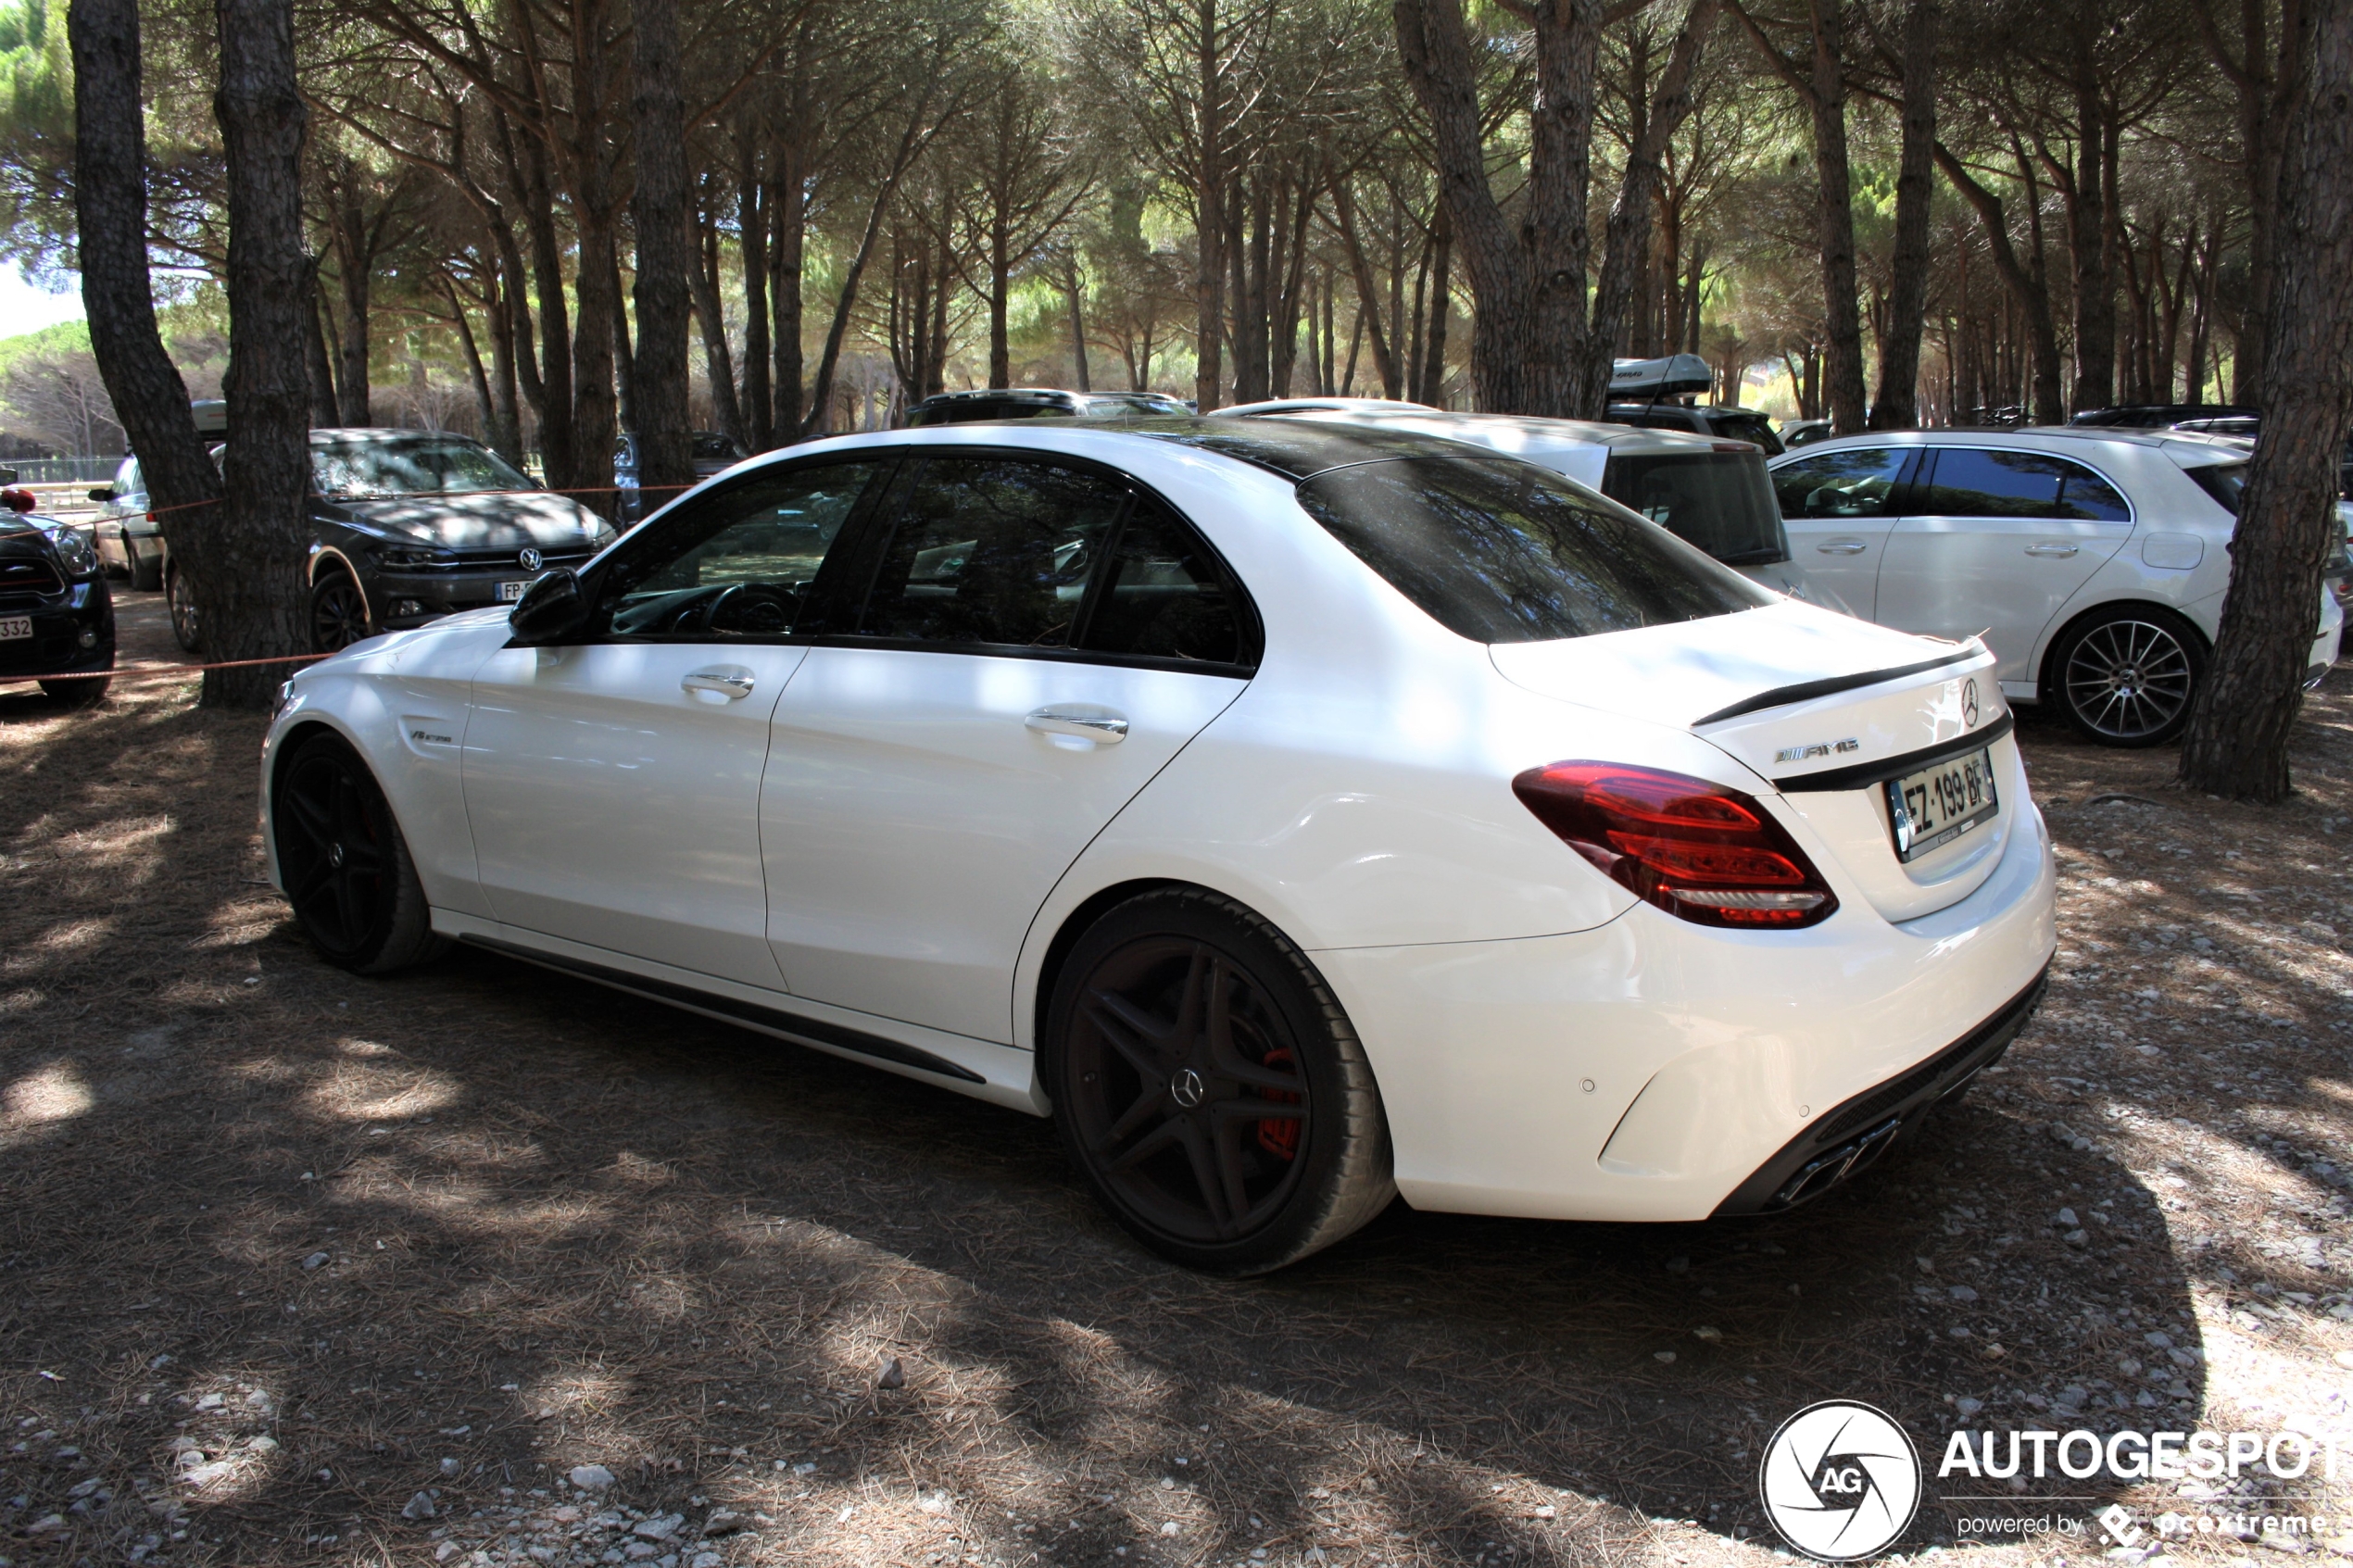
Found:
3,591 -> 2349,1568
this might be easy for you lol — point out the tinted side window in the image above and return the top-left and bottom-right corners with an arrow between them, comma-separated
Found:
1293,456 -> 1771,645
1081,498 -> 1246,665
1923,448 -> 2129,520
1772,447 -> 1906,518
2055,464 -> 2132,521
597,461 -> 879,638
854,458 -> 1128,648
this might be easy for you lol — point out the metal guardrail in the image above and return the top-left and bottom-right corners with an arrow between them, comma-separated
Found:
0,456 -> 124,484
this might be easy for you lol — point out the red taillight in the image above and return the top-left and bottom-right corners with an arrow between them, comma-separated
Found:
1511,761 -> 1839,929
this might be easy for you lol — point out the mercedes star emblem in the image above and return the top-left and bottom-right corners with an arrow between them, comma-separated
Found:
1169,1068 -> 1204,1109
1962,677 -> 1981,728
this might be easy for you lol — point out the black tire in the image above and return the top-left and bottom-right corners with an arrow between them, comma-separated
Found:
272,731 -> 447,974
1044,888 -> 1395,1274
39,675 -> 109,708
129,543 -> 162,593
167,563 -> 202,654
310,569 -> 371,653
2045,604 -> 2207,747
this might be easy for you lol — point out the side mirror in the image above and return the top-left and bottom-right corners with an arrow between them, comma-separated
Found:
508,567 -> 589,644
88,487 -> 115,503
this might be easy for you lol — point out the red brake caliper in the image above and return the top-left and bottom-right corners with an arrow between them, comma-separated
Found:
1256,1047 -> 1301,1160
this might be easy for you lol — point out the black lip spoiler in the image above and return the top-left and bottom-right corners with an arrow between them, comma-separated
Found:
1692,642 -> 1987,727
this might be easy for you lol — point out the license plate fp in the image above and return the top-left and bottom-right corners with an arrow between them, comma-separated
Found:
497,581 -> 529,603
1886,747 -> 1999,861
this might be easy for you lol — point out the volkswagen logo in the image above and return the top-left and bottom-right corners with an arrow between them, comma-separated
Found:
1758,1400 -> 1921,1561
1961,678 -> 1980,728
1168,1068 -> 1204,1109
518,546 -> 543,571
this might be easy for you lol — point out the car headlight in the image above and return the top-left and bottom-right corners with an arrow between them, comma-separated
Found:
42,525 -> 99,578
373,543 -> 460,570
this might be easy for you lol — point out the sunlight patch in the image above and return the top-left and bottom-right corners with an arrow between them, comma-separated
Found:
4,1060 -> 94,1129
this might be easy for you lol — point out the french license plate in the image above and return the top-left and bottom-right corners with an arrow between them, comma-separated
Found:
496,580 -> 530,603
0,615 -> 30,641
1886,748 -> 1999,862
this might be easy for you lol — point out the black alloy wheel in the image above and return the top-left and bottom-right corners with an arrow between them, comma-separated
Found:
167,564 -> 201,654
273,732 -> 445,973
310,571 -> 371,653
1048,889 -> 1394,1274
2049,606 -> 2205,747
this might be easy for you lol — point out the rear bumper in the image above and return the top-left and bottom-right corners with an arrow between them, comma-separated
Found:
1710,967 -> 2047,1214
1314,782 -> 2057,1223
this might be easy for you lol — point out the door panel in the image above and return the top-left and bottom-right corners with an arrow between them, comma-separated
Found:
460,458 -> 885,986
1875,447 -> 2133,682
1770,446 -> 1912,617
761,648 -> 1243,1040
464,642 -> 808,985
758,453 -> 1256,1044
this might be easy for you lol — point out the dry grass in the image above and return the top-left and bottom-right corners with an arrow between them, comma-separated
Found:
1,596 -> 2348,1568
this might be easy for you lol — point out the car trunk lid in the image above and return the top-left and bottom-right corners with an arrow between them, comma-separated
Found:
1491,600 -> 2018,922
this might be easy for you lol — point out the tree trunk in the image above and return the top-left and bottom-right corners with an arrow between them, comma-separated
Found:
1192,1 -> 1224,410
1806,0 -> 1868,433
303,263 -> 340,428
988,219 -> 1012,388
2179,0 -> 2349,799
514,134 -> 574,488
629,0 -> 694,498
691,225 -> 747,449
332,192 -> 373,425
2065,20 -> 2116,413
210,0 -> 313,708
738,127 -> 772,448
772,138 -> 806,439
1578,0 -> 1719,414
1064,264 -> 1090,392
1869,0 -> 1938,428
1934,141 -> 2066,422
448,284 -> 497,442
69,0 -> 224,624
1327,175 -> 1401,397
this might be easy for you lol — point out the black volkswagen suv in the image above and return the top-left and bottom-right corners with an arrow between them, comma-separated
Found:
305,430 -> 617,651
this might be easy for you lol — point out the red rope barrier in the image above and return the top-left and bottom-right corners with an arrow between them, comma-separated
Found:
0,651 -> 329,687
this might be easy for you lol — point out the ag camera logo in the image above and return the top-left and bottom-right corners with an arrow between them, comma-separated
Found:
1759,1400 -> 1922,1560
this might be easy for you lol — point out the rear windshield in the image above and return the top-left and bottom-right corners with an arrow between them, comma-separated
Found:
1600,451 -> 1792,567
1292,456 -> 1774,644
2183,463 -> 2247,514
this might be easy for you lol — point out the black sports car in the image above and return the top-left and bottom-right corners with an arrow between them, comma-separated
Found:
303,430 -> 618,652
0,491 -> 115,706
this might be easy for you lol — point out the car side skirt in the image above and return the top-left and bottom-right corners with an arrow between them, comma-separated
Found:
432,910 -> 1048,1113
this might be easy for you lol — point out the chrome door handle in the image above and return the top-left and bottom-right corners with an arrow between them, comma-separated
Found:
2025,543 -> 2081,558
1816,540 -> 1869,555
682,666 -> 756,698
1026,708 -> 1128,743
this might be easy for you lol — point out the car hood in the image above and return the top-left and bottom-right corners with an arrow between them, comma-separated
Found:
324,489 -> 605,550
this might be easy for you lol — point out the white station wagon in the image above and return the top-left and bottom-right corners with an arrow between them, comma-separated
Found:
265,419 -> 2057,1273
1769,428 -> 2346,746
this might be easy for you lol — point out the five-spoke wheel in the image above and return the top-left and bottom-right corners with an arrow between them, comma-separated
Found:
1047,889 -> 1393,1273
272,732 -> 445,972
2048,606 -> 2205,747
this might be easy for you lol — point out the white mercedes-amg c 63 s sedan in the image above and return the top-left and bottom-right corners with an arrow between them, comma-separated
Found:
262,418 -> 2057,1273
